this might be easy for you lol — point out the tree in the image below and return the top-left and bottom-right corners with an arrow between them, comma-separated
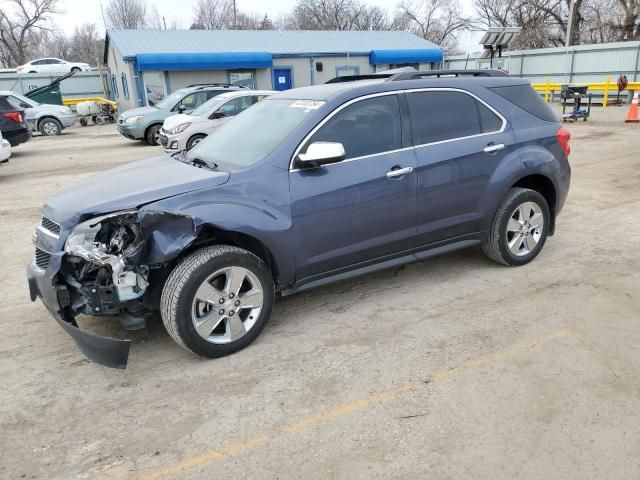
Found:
69,23 -> 105,64
352,5 -> 392,30
291,0 -> 363,30
192,0 -> 234,29
259,14 -> 274,30
397,0 -> 471,52
105,0 -> 147,29
0,0 -> 58,67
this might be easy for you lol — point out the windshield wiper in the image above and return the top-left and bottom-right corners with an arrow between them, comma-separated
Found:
190,157 -> 219,170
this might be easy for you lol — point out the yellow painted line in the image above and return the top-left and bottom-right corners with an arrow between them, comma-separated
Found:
129,328 -> 571,480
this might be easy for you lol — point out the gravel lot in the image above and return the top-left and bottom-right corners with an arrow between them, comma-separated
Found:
1,107 -> 639,480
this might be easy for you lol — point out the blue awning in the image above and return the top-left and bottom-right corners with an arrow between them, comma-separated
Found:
369,49 -> 443,65
136,52 -> 273,71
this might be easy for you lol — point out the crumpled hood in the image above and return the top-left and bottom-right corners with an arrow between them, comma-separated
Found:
120,106 -> 159,118
163,113 -> 192,130
44,155 -> 229,227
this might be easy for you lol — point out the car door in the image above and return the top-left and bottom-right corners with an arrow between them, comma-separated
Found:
407,89 -> 513,248
289,93 -> 418,281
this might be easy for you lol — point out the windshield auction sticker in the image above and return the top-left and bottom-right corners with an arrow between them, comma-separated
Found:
290,100 -> 325,111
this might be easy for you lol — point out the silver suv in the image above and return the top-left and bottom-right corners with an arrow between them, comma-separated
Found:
0,91 -> 76,136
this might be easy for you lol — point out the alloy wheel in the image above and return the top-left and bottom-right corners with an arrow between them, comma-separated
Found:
191,266 -> 264,344
506,201 -> 544,256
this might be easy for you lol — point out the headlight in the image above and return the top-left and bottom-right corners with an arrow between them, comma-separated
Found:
61,107 -> 73,115
65,211 -> 141,262
166,123 -> 191,135
125,115 -> 143,124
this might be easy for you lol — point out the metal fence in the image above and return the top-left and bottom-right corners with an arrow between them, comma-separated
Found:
444,40 -> 640,101
0,70 -> 112,101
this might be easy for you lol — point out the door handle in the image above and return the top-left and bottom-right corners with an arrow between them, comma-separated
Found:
386,166 -> 413,178
483,143 -> 505,153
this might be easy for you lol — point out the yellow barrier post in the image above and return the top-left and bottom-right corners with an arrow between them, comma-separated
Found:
603,76 -> 611,108
544,77 -> 551,102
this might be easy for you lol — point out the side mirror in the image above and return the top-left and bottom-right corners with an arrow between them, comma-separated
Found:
211,111 -> 226,119
296,142 -> 345,168
177,104 -> 186,113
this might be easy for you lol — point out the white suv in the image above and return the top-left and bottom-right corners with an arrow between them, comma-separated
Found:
159,90 -> 275,151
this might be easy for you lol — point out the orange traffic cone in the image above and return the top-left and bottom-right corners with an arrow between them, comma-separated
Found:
626,91 -> 639,123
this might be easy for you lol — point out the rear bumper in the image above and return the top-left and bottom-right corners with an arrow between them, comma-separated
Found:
5,128 -> 31,146
27,258 -> 131,369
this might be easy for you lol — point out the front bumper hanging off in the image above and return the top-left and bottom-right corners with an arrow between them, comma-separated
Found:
27,257 -> 132,369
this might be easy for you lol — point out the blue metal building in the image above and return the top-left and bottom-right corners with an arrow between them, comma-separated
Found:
104,29 -> 443,110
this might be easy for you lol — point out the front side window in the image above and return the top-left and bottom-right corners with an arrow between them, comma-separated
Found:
217,96 -> 253,116
408,91 -> 483,144
175,91 -> 209,111
306,94 -> 402,160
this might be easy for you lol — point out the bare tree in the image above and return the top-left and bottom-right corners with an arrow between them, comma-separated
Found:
352,5 -> 392,30
68,23 -> 105,64
106,0 -> 147,29
0,0 -> 58,67
192,0 -> 234,29
397,0 -> 471,52
291,0 -> 364,30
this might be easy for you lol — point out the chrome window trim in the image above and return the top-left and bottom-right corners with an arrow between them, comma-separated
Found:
289,87 -> 507,172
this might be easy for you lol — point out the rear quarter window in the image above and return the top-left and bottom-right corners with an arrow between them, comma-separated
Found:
490,84 -> 559,122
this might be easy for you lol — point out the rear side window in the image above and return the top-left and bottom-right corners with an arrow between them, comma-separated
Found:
490,84 -> 558,122
308,95 -> 402,160
408,91 -> 482,144
478,102 -> 503,133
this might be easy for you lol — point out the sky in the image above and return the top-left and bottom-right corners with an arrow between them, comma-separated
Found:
51,0 -> 483,53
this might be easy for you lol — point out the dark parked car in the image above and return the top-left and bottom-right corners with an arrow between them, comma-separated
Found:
0,96 -> 31,146
28,70 -> 571,368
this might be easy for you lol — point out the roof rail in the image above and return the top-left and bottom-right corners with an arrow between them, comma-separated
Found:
386,69 -> 509,81
187,83 -> 249,89
325,73 -> 396,84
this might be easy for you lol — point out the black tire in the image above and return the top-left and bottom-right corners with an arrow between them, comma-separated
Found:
160,245 -> 275,358
79,117 -> 88,126
482,187 -> 550,266
71,67 -> 81,72
39,118 -> 62,136
145,124 -> 162,145
187,134 -> 206,149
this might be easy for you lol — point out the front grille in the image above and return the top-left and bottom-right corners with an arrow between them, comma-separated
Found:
35,247 -> 52,270
41,216 -> 60,235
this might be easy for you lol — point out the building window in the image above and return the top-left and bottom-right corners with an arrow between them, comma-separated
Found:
143,72 -> 166,106
121,73 -> 129,100
390,63 -> 419,70
111,73 -> 119,98
335,65 -> 360,77
228,70 -> 255,88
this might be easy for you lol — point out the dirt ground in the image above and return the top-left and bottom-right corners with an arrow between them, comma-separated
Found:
1,106 -> 639,480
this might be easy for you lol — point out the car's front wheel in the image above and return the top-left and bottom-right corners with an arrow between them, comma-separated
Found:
39,118 -> 62,136
482,187 -> 550,266
187,134 -> 206,149
145,124 -> 162,145
160,245 -> 275,358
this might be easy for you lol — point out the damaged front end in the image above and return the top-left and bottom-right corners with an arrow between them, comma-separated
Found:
62,211 -> 150,321
29,209 -> 195,369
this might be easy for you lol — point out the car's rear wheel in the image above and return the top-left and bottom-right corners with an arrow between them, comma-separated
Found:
482,187 -> 550,266
187,134 -> 206,149
39,118 -> 62,136
145,124 -> 162,145
71,67 -> 81,72
160,245 -> 275,358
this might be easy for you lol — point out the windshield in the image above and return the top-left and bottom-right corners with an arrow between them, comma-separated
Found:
190,96 -> 228,116
188,98 -> 324,169
154,89 -> 188,110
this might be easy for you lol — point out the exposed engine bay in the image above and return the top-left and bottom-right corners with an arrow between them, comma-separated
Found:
59,211 -> 152,326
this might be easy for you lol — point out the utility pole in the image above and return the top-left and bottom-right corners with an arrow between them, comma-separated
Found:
565,0 -> 577,46
233,0 -> 237,28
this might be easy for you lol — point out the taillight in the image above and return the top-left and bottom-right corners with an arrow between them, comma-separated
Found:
556,126 -> 571,156
3,111 -> 22,124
